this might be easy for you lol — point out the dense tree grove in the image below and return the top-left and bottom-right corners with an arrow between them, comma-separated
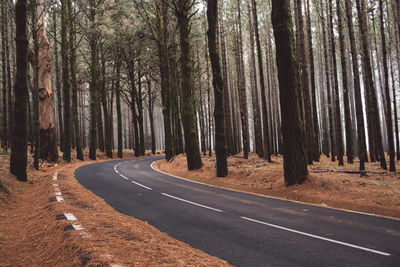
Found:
2,0 -> 400,183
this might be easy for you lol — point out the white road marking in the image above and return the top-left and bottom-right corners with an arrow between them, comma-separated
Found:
72,224 -> 83,230
56,196 -> 64,202
119,174 -> 128,180
52,172 -> 58,181
52,184 -> 59,187
64,213 -> 78,221
131,180 -> 152,190
240,216 -> 391,256
55,192 -> 62,196
161,193 -> 223,213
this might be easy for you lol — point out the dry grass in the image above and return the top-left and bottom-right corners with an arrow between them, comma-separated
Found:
0,150 -> 230,267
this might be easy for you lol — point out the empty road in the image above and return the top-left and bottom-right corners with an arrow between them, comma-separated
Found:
75,156 -> 400,266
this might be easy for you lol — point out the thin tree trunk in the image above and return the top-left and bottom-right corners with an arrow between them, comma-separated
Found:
53,8 -> 63,152
147,79 -> 156,154
69,2 -> 83,160
356,0 -> 387,169
116,57 -> 122,158
337,0 -> 354,164
379,0 -> 395,171
88,0 -> 97,160
252,0 -> 271,162
329,0 -> 344,166
61,0 -> 71,162
236,0 -> 250,159
1,0 -> 7,150
344,0 -> 368,171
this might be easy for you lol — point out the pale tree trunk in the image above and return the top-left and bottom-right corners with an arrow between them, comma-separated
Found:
36,0 -> 58,162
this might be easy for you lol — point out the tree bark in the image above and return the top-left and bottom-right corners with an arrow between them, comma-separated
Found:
252,0 -> 271,162
271,0 -> 308,185
1,1 -> 8,150
344,0 -> 368,171
379,0 -> 395,171
329,0 -> 344,166
355,0 -> 387,169
53,8 -> 63,152
337,0 -> 354,164
61,0 -> 71,162
175,0 -> 202,170
207,0 -> 228,177
10,0 -> 28,181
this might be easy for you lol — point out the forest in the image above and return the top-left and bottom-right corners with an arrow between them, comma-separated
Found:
2,0 -> 400,185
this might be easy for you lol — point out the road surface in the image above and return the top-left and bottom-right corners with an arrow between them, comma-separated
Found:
75,156 -> 400,266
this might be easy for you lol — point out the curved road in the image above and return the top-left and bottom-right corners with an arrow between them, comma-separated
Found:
75,156 -> 400,266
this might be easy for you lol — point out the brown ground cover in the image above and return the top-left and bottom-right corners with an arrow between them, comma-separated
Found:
0,150 -> 230,267
155,153 -> 400,220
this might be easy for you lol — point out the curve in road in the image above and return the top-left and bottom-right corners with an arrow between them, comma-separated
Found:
75,156 -> 400,266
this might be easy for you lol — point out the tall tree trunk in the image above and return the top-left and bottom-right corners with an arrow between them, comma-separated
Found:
36,0 -> 58,162
355,0 -> 387,169
137,59 -> 145,156
175,0 -> 202,170
116,56 -> 122,158
10,0 -> 28,181
296,0 -> 314,165
236,0 -> 250,159
1,1 -> 8,150
306,0 -> 320,162
30,0 -> 40,169
247,1 -> 262,157
319,0 -> 335,161
329,0 -> 344,166
344,0 -> 368,171
207,0 -> 228,177
100,46 -> 112,158
220,11 -> 233,156
159,0 -> 174,161
53,8 -> 63,152
88,0 -> 97,160
147,79 -> 156,154
337,0 -> 354,164
271,0 -> 308,185
251,0 -> 271,162
69,1 -> 83,160
379,0 -> 395,171
61,0 -> 71,162
6,1 -> 13,152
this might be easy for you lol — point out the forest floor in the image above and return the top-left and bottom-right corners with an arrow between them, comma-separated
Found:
0,150 -> 229,267
155,153 -> 400,220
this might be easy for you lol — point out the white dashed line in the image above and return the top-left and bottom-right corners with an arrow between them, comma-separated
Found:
240,216 -> 391,256
64,213 -> 78,221
161,193 -> 223,213
53,184 -> 59,187
55,192 -> 62,196
131,180 -> 152,190
56,196 -> 64,201
72,224 -> 83,230
52,172 -> 58,181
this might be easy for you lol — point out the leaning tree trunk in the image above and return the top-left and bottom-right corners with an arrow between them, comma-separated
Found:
175,0 -> 202,170
207,0 -> 228,177
271,0 -> 308,185
10,0 -> 28,181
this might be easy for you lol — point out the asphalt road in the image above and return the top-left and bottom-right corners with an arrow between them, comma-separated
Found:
75,156 -> 400,266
